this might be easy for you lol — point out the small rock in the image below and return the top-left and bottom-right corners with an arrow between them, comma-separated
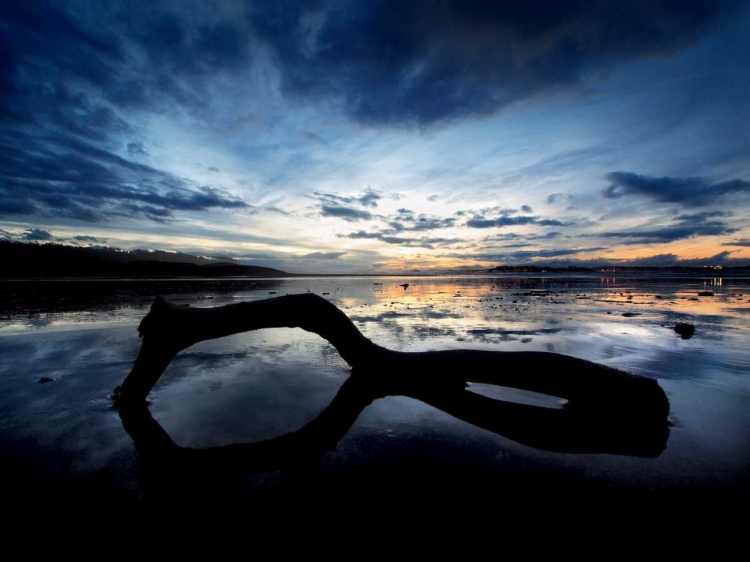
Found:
697,291 -> 714,297
400,283 -> 409,289
38,377 -> 54,384
622,312 -> 639,317
674,323 -> 695,340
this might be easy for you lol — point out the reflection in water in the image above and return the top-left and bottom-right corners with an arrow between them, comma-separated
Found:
1,273 -> 749,506
120,367 -> 669,485
116,293 -> 670,487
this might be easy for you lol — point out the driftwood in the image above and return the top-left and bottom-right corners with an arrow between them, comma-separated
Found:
115,294 -> 670,469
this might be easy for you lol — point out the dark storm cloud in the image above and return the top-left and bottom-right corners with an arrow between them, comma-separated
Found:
521,205 -> 533,213
487,232 -> 562,242
603,172 -> 750,207
0,2 -> 251,223
387,211 -> 456,232
722,239 -> 750,247
317,198 -> 457,231
599,211 -> 735,244
0,1 -> 258,116
250,0 -> 742,126
22,228 -> 53,241
320,204 -> 373,221
0,136 -> 249,222
342,231 -> 459,249
330,207 -> 460,248
1,0 -> 745,231
467,216 -> 537,228
466,215 -> 570,228
1,0 -> 742,131
314,189 -> 382,208
314,189 -> 383,221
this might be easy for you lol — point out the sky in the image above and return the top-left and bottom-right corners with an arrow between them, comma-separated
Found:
1,0 -> 750,273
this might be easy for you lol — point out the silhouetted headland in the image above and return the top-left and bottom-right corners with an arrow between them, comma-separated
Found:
0,240 -> 287,278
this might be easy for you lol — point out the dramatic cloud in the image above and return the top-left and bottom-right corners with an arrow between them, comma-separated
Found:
0,17 -> 250,226
486,232 -> 562,243
314,189 -> 386,221
599,212 -> 735,244
466,215 -> 568,228
3,1 -> 741,131
0,138 -> 249,222
722,239 -> 750,247
320,204 -> 373,221
314,190 -> 382,209
603,172 -> 750,207
250,1 -> 742,126
1,1 -> 748,270
0,2 -> 255,224
22,228 -> 53,241
387,209 -> 455,232
342,231 -> 460,249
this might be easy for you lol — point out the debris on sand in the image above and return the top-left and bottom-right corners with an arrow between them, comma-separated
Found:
697,291 -> 714,297
622,312 -> 639,317
38,377 -> 54,384
674,323 -> 695,340
400,283 -> 409,289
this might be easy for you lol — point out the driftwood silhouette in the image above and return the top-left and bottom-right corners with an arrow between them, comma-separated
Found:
115,294 -> 670,473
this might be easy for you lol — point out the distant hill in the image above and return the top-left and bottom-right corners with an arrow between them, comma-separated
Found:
0,240 -> 288,278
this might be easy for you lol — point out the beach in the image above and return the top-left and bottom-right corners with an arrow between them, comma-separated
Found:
1,274 -> 748,518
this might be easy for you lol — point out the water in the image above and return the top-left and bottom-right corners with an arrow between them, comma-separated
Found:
0,274 -> 748,513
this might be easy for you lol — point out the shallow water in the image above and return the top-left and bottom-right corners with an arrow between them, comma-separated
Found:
1,274 -> 748,513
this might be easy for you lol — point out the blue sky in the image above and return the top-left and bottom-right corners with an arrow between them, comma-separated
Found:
1,0 -> 749,272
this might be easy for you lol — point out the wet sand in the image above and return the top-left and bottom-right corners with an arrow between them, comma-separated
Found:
1,274 -> 748,522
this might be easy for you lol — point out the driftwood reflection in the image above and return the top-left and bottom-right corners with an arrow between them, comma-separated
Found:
119,368 -> 669,484
117,295 -> 670,481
